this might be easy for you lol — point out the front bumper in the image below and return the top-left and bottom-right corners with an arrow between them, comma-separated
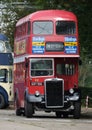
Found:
65,93 -> 80,102
27,92 -> 80,109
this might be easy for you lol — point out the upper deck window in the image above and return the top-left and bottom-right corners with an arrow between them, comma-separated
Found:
33,21 -> 53,35
56,21 -> 76,35
27,21 -> 31,34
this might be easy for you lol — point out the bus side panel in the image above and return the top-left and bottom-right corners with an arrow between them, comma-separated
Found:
14,62 -> 25,108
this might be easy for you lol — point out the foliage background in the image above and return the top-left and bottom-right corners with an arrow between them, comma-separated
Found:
0,0 -> 92,89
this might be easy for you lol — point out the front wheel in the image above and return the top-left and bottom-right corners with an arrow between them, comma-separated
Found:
16,108 -> 21,116
0,93 -> 5,109
24,100 -> 34,118
15,93 -> 22,116
73,102 -> 81,119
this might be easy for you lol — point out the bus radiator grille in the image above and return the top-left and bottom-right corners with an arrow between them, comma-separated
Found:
45,79 -> 64,108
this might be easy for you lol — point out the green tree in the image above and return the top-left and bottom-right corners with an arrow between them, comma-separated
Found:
0,0 -> 35,49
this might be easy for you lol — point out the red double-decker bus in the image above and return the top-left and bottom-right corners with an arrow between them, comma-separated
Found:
14,10 -> 81,118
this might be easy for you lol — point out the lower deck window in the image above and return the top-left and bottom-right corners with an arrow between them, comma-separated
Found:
9,69 -> 12,83
56,64 -> 75,75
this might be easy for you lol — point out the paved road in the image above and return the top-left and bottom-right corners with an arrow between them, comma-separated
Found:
0,107 -> 92,130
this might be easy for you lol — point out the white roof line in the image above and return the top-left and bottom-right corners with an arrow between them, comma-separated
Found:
14,54 -> 80,63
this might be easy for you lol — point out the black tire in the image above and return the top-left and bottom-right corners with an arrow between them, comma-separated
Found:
73,102 -> 81,119
0,93 -> 5,109
16,108 -> 21,116
15,94 -> 22,116
55,111 -> 62,118
25,100 -> 33,118
63,113 -> 68,118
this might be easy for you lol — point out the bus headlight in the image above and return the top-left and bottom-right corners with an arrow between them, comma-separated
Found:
69,88 -> 74,94
35,91 -> 40,97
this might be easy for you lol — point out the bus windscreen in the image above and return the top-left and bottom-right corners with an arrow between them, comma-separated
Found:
0,53 -> 13,65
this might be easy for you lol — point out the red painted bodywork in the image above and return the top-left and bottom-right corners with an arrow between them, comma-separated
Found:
14,10 -> 80,107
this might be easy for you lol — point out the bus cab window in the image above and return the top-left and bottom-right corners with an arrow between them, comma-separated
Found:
56,64 -> 75,75
30,59 -> 53,77
0,69 -> 8,83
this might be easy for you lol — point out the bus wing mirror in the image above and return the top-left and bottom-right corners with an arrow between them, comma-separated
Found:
25,62 -> 28,68
25,58 -> 29,68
